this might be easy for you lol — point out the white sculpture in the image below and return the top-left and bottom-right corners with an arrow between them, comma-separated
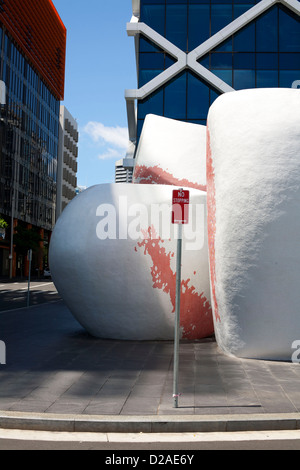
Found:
50,183 -> 213,340
133,114 -> 207,191
207,88 -> 300,360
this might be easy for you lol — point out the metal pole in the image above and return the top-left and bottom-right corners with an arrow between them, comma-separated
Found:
9,198 -> 14,279
27,249 -> 32,308
173,223 -> 182,408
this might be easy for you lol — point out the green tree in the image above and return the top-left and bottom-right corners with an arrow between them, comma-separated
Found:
0,217 -> 8,230
0,216 -> 8,240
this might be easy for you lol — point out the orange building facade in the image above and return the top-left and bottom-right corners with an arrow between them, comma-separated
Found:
0,0 -> 66,100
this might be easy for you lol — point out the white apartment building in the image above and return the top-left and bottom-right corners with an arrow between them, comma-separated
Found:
56,106 -> 79,220
115,159 -> 133,183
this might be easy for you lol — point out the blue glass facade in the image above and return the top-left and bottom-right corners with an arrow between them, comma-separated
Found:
0,25 -> 60,231
199,4 -> 300,89
137,0 -> 300,139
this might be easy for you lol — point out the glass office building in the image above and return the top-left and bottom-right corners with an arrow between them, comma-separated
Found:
125,0 -> 300,146
0,0 -> 66,277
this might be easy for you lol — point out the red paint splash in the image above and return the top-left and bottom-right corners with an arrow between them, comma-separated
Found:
133,164 -> 207,192
136,226 -> 214,340
206,127 -> 220,322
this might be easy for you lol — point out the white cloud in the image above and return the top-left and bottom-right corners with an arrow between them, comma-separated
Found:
98,147 -> 124,161
84,121 -> 128,150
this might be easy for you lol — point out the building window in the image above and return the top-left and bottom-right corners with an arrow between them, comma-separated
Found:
198,4 -> 300,90
137,0 -> 300,141
137,70 -> 220,138
0,28 -> 59,230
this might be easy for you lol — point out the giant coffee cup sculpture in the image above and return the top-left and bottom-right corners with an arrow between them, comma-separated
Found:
50,183 -> 213,340
207,88 -> 300,360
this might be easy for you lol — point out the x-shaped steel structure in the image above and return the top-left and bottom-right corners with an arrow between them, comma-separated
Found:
124,0 -> 300,157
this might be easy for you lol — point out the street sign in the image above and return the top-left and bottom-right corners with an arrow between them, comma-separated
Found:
171,188 -> 190,408
172,189 -> 190,224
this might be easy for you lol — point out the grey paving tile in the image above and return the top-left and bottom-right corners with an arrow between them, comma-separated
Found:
83,401 -> 125,415
121,396 -> 161,415
8,400 -> 55,413
46,402 -> 88,414
128,384 -> 165,398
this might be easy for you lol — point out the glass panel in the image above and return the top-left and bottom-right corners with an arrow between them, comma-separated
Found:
234,4 -> 251,19
187,73 -> 210,120
188,5 -> 210,51
188,120 -> 208,126
139,53 -> 165,69
233,69 -> 255,89
256,7 -> 278,52
279,7 -> 300,52
139,69 -> 164,88
4,35 -> 9,56
215,37 -> 233,53
234,53 -> 255,69
139,36 -> 162,53
142,0 -> 165,3
211,5 -> 233,36
234,23 -> 255,52
280,70 -> 300,87
211,0 -> 232,3
198,54 -> 210,68
165,54 -> 177,68
256,70 -> 279,87
140,5 -> 165,36
279,53 -> 300,70
212,69 -> 233,86
211,52 -> 233,69
256,53 -> 278,70
138,88 -> 164,120
164,72 -> 187,119
166,5 -> 188,51
210,90 -> 221,106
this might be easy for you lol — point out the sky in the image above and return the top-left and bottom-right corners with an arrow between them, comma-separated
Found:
51,0 -> 137,188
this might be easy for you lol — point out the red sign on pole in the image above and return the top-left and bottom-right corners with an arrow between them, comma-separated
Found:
172,188 -> 190,224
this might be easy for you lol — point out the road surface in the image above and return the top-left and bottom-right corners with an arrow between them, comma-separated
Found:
0,429 -> 300,450
0,280 -> 60,312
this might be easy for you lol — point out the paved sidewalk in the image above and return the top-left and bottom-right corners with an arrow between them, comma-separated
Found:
0,300 -> 300,432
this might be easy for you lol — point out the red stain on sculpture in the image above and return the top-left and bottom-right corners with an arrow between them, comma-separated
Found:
206,127 -> 220,323
136,226 -> 214,339
134,164 -> 207,192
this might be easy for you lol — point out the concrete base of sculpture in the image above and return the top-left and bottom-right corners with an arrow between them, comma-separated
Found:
133,114 -> 207,191
207,88 -> 300,361
50,183 -> 213,341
